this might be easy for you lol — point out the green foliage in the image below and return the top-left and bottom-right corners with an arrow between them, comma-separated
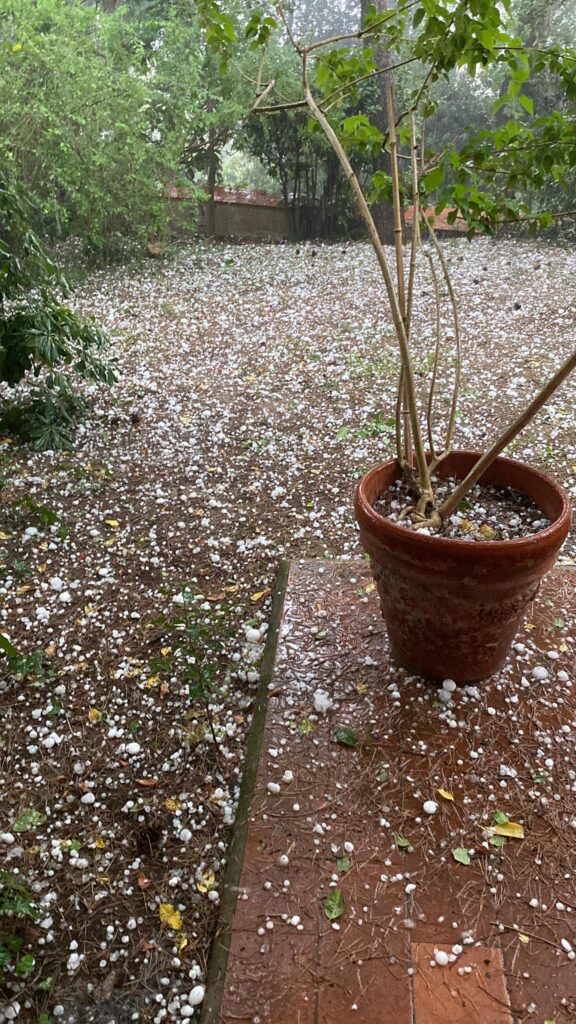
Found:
0,306 -> 113,388
0,378 -> 88,450
0,0 -> 204,258
0,870 -> 39,983
151,594 -> 234,743
0,633 -> 53,684
0,177 -> 116,447
202,0 -> 576,235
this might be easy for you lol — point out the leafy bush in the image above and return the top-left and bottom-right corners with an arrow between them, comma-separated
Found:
0,0 -> 204,259
0,871 -> 39,983
0,177 -> 116,448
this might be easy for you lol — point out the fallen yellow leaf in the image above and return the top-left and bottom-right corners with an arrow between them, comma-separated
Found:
38,563 -> 47,573
176,933 -> 188,952
196,869 -> 216,894
225,584 -> 240,593
492,821 -> 525,840
104,519 -> 120,528
164,798 -> 181,812
144,675 -> 160,688
518,933 -> 529,944
479,525 -> 497,539
159,903 -> 183,930
88,707 -> 102,723
437,788 -> 454,802
0,532 -> 12,541
94,837 -> 107,849
251,587 -> 271,603
559,642 -> 568,652
160,646 -> 172,656
355,681 -> 368,694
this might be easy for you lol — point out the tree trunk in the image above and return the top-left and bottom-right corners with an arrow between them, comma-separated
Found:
206,126 -> 217,237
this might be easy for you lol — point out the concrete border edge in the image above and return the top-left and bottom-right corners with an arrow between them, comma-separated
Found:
200,559 -> 291,1024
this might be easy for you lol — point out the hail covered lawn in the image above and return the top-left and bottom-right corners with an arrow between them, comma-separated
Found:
0,236 -> 575,1021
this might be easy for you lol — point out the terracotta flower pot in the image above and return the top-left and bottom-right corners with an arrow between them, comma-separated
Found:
354,451 -> 572,683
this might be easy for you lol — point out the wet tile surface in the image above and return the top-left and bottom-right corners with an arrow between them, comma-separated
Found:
220,560 -> 576,1023
412,943 -> 513,1023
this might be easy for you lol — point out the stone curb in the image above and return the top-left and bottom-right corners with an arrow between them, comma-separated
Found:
200,560 -> 291,1024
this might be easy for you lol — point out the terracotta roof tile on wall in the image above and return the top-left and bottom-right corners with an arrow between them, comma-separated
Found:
404,205 -> 467,232
168,184 -> 283,208
212,186 -> 283,208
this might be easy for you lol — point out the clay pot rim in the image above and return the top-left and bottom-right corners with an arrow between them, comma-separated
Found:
355,451 -> 572,554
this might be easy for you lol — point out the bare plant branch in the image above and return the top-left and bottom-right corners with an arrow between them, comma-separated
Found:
405,111 -> 420,338
253,78 -> 277,110
386,75 -> 412,469
303,0 -> 420,55
301,53 -> 433,503
395,364 -> 405,466
424,219 -> 462,456
438,347 -> 576,519
424,252 -> 441,460
322,56 -> 420,111
276,2 -> 301,54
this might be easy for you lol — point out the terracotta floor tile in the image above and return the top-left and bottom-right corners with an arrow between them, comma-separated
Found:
220,927 -> 319,1024
317,919 -> 412,1024
412,942 -> 513,1023
215,561 -> 576,1024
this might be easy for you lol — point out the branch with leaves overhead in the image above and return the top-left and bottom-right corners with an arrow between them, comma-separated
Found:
198,0 -> 576,525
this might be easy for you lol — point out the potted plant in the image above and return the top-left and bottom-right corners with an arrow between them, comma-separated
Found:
200,0 -> 575,681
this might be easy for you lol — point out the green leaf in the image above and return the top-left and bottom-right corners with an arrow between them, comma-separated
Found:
13,808 -> 48,833
395,835 -> 411,850
324,889 -> 345,921
554,617 -> 564,628
334,727 -> 359,748
493,810 -> 509,825
0,634 -> 20,659
336,426 -> 351,440
336,855 -> 351,873
422,166 -> 445,192
452,847 -> 471,865
519,94 -> 534,115
15,953 -> 35,975
297,718 -> 317,735
489,835 -> 507,847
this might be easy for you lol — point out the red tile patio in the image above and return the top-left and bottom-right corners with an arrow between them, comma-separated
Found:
209,559 -> 576,1024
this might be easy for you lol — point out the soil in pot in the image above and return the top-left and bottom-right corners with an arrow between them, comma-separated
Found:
354,451 -> 572,684
374,477 -> 550,542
